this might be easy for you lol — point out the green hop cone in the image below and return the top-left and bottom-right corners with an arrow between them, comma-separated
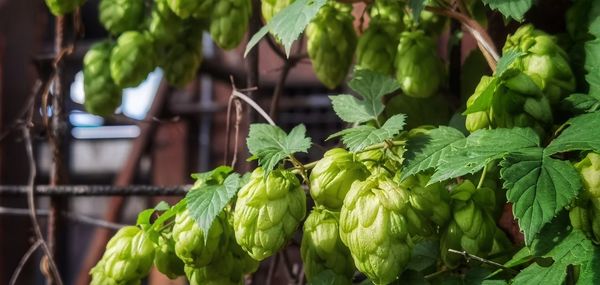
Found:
301,206 -> 355,285
110,31 -> 156,88
440,220 -> 465,269
575,152 -> 600,198
590,198 -> 600,242
339,175 -> 412,285
45,0 -> 85,16
569,204 -> 593,238
309,148 -> 369,210
395,30 -> 445,98
400,173 -> 451,227
307,3 -> 357,89
149,0 -> 189,43
369,0 -> 404,28
91,226 -> 155,284
465,76 -> 493,133
261,0 -> 294,23
154,233 -> 185,279
503,24 -> 575,104
403,9 -> 447,36
99,0 -> 144,35
158,37 -> 203,87
356,18 -> 399,76
83,41 -> 122,117
172,209 -> 229,267
233,168 -> 306,261
167,0 -> 215,19
209,0 -> 252,50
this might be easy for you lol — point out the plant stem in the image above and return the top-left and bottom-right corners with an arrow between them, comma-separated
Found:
477,163 -> 488,189
232,89 -> 276,126
447,249 -> 519,275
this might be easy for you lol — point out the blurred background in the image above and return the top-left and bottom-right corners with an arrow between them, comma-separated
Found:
0,0 -> 570,284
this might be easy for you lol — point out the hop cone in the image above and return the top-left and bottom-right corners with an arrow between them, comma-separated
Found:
307,3 -> 357,89
83,41 -> 122,116
99,0 -> 144,35
90,226 -> 155,284
158,37 -> 203,87
339,175 -> 412,285
356,18 -> 399,75
261,0 -> 294,23
110,31 -> 156,88
570,153 -> 600,242
167,0 -> 215,19
45,0 -> 85,16
575,152 -> 600,198
395,30 -> 445,98
369,0 -> 404,28
465,76 -> 493,133
186,215 -> 259,285
310,148 -> 369,210
154,232 -> 185,279
301,206 -> 355,285
149,0 -> 195,43
210,0 -> 252,50
233,168 -> 306,261
400,173 -> 451,227
503,24 -> 575,104
403,9 -> 447,36
172,209 -> 229,267
440,180 -> 498,268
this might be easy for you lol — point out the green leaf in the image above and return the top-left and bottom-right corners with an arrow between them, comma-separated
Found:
545,112 -> 600,155
402,126 -> 466,180
328,69 -> 402,123
463,77 -> 498,114
495,50 -> 525,77
190,166 -> 233,186
247,124 -> 312,174
328,114 -> 406,152
136,209 -> 155,226
429,128 -> 540,184
154,201 -> 170,211
308,270 -> 338,285
244,0 -> 327,57
562,93 -> 600,114
406,240 -> 439,271
186,173 -> 241,242
481,0 -> 534,21
329,95 -> 378,123
512,230 -> 600,285
150,199 -> 187,231
500,149 -> 582,245
585,16 -> 600,94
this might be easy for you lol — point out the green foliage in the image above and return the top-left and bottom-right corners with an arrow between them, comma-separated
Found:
481,0 -> 533,21
328,114 -> 406,152
246,124 -> 312,175
545,112 -> 600,155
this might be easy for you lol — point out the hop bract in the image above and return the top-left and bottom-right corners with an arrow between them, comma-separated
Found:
149,0 -> 190,44
167,0 -> 215,19
209,0 -> 252,50
575,152 -> 600,199
309,148 -> 369,210
83,41 -> 122,116
158,37 -> 203,87
99,0 -> 144,35
395,30 -> 445,98
356,18 -> 399,76
307,3 -> 357,89
301,206 -> 355,284
44,0 -> 85,16
503,24 -> 575,104
261,0 -> 294,23
233,168 -> 306,261
90,226 -> 155,284
110,31 -> 156,88
339,175 -> 412,285
172,209 -> 229,267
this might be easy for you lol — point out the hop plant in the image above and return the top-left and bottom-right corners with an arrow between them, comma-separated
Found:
154,232 -> 185,279
44,0 -> 85,16
99,0 -> 144,35
149,0 -> 190,43
356,18 -> 399,76
233,168 -> 306,261
503,24 -> 575,104
395,30 -> 445,98
261,0 -> 294,23
309,148 -> 369,210
307,3 -> 357,89
575,152 -> 600,199
167,0 -> 215,19
301,206 -> 355,284
82,41 -> 122,116
400,173 -> 451,227
403,9 -> 447,36
569,152 -> 600,242
369,0 -> 404,28
339,175 -> 412,285
209,0 -> 252,50
110,31 -> 156,88
90,226 -> 155,284
172,209 -> 229,267
158,37 -> 203,87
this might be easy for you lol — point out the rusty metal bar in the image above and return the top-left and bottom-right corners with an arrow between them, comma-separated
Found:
0,185 -> 190,196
